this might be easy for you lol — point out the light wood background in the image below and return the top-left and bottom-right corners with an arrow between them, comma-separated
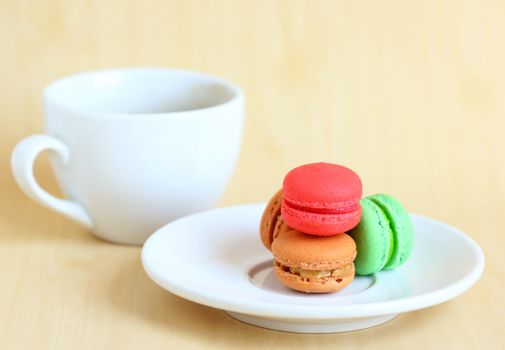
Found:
1,0 -> 504,348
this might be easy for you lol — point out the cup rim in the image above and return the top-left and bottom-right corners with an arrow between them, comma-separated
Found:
43,67 -> 244,118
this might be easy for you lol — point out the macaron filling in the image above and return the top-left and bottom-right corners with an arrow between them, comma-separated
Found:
283,197 -> 361,214
274,261 -> 354,282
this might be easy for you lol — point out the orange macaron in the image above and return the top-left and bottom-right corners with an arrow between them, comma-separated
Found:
271,226 -> 357,293
259,189 -> 283,250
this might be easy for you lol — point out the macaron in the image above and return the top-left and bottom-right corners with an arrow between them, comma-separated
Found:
259,189 -> 284,250
272,227 -> 356,293
368,194 -> 414,269
349,194 -> 414,275
281,162 -> 363,236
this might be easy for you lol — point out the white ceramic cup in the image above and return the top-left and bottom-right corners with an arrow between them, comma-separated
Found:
11,68 -> 244,245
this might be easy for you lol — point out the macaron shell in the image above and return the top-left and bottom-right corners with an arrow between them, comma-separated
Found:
349,198 -> 394,276
281,201 -> 361,236
368,194 -> 414,269
283,162 -> 363,206
259,189 -> 283,250
274,263 -> 355,293
272,230 -> 356,271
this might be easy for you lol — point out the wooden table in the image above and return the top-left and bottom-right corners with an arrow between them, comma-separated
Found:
1,1 -> 503,348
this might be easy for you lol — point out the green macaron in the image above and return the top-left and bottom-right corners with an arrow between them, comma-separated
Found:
349,194 -> 414,276
368,194 -> 414,269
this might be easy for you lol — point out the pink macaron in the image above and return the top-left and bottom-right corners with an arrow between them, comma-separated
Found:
281,162 -> 362,236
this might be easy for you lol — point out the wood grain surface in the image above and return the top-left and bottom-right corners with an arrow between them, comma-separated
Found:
1,0 -> 504,348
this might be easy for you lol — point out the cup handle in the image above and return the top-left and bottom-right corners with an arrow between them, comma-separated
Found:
11,134 -> 93,228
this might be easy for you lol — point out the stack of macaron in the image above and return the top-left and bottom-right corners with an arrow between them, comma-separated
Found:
260,162 -> 414,294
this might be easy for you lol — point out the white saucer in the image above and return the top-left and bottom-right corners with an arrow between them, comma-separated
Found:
141,204 -> 484,333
